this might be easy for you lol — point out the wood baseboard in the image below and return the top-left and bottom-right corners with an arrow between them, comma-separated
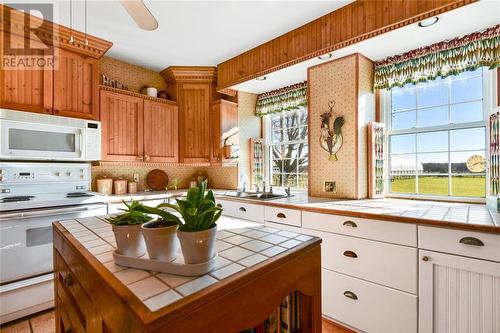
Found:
322,317 -> 356,333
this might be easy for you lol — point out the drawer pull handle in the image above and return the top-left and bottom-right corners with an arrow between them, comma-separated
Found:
63,275 -> 73,287
216,204 -> 222,208
239,207 -> 246,212
276,213 -> 286,218
343,250 -> 358,258
459,237 -> 484,246
343,291 -> 358,300
343,221 -> 357,228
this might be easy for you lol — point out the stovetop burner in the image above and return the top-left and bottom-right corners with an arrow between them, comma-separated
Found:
66,192 -> 95,198
0,196 -> 35,203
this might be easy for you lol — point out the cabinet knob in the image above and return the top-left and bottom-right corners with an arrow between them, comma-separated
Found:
343,250 -> 358,258
422,256 -> 429,262
343,221 -> 357,228
145,155 -> 150,161
459,237 -> 484,247
137,155 -> 144,161
63,275 -> 73,287
343,291 -> 358,300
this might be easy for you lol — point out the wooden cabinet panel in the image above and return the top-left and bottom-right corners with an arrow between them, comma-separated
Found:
210,100 -> 238,164
210,102 -> 222,163
0,35 -> 52,114
54,48 -> 99,120
179,83 -> 210,163
143,100 -> 179,163
100,90 -> 144,161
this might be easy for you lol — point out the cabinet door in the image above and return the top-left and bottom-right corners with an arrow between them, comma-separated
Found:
100,90 -> 144,161
143,100 -> 179,163
178,83 -> 210,164
210,100 -> 238,164
419,250 -> 500,333
53,48 -> 99,120
0,34 -> 53,114
210,102 -> 222,164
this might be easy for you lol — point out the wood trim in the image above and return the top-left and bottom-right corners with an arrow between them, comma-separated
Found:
497,67 -> 500,107
216,0 -> 477,89
354,54 -> 360,199
217,87 -> 238,97
322,317 -> 356,333
160,66 -> 217,86
91,161 -> 214,167
99,85 -> 177,105
0,5 -> 112,59
307,71 -> 311,197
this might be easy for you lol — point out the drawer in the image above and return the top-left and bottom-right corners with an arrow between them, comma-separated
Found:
265,221 -> 301,233
302,211 -> 417,246
216,199 -> 265,223
419,226 -> 500,262
264,206 -> 301,227
323,269 -> 417,333
305,229 -> 417,293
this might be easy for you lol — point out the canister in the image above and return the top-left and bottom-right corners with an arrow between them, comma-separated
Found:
114,179 -> 128,195
96,178 -> 113,195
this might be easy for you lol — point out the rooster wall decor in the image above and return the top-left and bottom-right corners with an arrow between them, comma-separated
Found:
320,100 -> 345,161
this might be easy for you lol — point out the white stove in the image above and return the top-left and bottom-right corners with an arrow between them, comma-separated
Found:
0,162 -> 107,324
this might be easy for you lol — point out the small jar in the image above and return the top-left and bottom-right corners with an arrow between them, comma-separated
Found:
114,179 -> 128,195
96,178 -> 113,195
128,182 -> 138,194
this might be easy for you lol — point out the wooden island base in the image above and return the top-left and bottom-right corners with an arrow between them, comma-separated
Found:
53,219 -> 322,333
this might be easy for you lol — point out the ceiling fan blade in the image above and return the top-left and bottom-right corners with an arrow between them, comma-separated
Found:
120,0 -> 159,31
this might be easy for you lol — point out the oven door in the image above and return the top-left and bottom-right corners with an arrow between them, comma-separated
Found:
0,119 -> 85,161
0,203 -> 107,284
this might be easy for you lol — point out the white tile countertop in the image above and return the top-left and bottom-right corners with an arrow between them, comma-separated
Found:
58,216 -> 318,311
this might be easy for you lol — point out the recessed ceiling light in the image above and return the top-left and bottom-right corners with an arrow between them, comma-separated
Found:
418,17 -> 439,28
256,76 -> 267,81
318,53 -> 333,60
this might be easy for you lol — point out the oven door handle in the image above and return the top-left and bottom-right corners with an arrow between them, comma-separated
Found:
0,204 -> 106,221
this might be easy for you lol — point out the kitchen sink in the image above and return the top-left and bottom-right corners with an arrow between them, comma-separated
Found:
218,192 -> 289,201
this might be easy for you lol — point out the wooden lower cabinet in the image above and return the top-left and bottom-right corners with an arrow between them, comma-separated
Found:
419,250 -> 500,333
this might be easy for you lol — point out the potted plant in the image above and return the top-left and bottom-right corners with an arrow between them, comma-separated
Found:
137,205 -> 179,262
105,200 -> 151,257
159,180 -> 222,264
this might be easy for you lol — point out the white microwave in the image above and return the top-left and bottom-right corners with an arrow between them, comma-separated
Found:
0,109 -> 101,161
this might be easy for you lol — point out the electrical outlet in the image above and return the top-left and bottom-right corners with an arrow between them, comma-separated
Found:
133,173 -> 139,183
324,181 -> 336,193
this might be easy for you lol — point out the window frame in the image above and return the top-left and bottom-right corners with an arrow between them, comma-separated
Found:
263,107 -> 309,192
383,67 -> 493,202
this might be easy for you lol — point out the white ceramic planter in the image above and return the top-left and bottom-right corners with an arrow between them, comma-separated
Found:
141,222 -> 179,262
112,224 -> 146,257
177,225 -> 217,264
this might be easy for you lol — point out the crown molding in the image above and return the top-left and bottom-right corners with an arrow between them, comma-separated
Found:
160,66 -> 217,86
1,4 -> 112,59
99,85 -> 177,105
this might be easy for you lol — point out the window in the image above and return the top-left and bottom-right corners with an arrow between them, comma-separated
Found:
266,107 -> 308,189
387,68 -> 487,198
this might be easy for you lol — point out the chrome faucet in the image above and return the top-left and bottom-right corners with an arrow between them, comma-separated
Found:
285,186 -> 291,197
269,185 -> 273,194
262,180 -> 266,193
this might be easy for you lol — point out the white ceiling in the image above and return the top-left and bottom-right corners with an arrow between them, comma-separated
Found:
233,0 -> 500,94
22,0 -> 352,71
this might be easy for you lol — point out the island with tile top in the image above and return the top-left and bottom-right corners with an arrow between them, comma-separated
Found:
52,215 -> 322,333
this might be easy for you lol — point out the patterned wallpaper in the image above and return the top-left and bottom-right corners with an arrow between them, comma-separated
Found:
308,53 -> 375,199
94,56 -> 238,191
237,92 -> 260,189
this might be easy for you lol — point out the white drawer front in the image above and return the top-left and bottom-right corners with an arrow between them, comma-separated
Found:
265,221 -> 301,233
264,206 -> 301,227
302,211 -> 417,246
323,269 -> 417,333
305,229 -> 417,294
216,199 -> 265,223
419,226 -> 500,262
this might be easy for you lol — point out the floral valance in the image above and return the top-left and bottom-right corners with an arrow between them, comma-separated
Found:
255,81 -> 307,116
374,24 -> 500,90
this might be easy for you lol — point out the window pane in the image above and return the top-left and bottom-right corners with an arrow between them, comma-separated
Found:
390,154 -> 417,176
298,174 -> 308,188
272,130 -> 283,142
392,111 -> 416,130
450,150 -> 486,173
418,106 -> 448,127
272,159 -> 283,173
390,175 -> 416,193
451,69 -> 481,80
299,110 -> 308,126
451,76 -> 482,103
417,131 -> 448,152
281,159 -> 297,174
283,174 -> 297,187
392,88 -> 416,112
390,134 -> 415,154
450,128 -> 485,151
451,175 -> 485,197
298,158 -> 308,173
272,174 -> 282,187
450,101 -> 483,124
417,82 -> 448,108
418,153 -> 448,174
418,175 -> 448,196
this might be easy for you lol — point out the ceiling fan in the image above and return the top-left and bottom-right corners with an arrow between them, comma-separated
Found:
119,0 -> 159,31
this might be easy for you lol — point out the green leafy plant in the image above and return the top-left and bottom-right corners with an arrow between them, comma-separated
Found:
158,180 -> 222,232
105,200 -> 153,226
136,205 -> 179,228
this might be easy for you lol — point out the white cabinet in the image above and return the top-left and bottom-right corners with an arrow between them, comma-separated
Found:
419,250 -> 500,333
216,199 -> 265,223
264,206 -> 301,227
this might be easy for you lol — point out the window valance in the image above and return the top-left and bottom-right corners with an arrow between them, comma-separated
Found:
255,81 -> 307,116
374,24 -> 500,90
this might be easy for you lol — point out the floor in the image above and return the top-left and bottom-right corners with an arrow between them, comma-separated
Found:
0,309 -> 352,333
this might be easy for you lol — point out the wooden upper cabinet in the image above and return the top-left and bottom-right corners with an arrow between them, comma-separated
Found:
53,48 -> 99,120
0,35 -> 53,114
178,83 -> 211,164
100,90 -> 144,162
210,100 -> 238,164
143,100 -> 179,163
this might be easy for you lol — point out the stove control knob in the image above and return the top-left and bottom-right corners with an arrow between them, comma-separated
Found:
67,171 -> 72,177
55,172 -> 61,177
0,169 -> 5,175
0,176 -> 4,182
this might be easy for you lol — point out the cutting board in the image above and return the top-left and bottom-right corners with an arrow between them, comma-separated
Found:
146,169 -> 169,191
